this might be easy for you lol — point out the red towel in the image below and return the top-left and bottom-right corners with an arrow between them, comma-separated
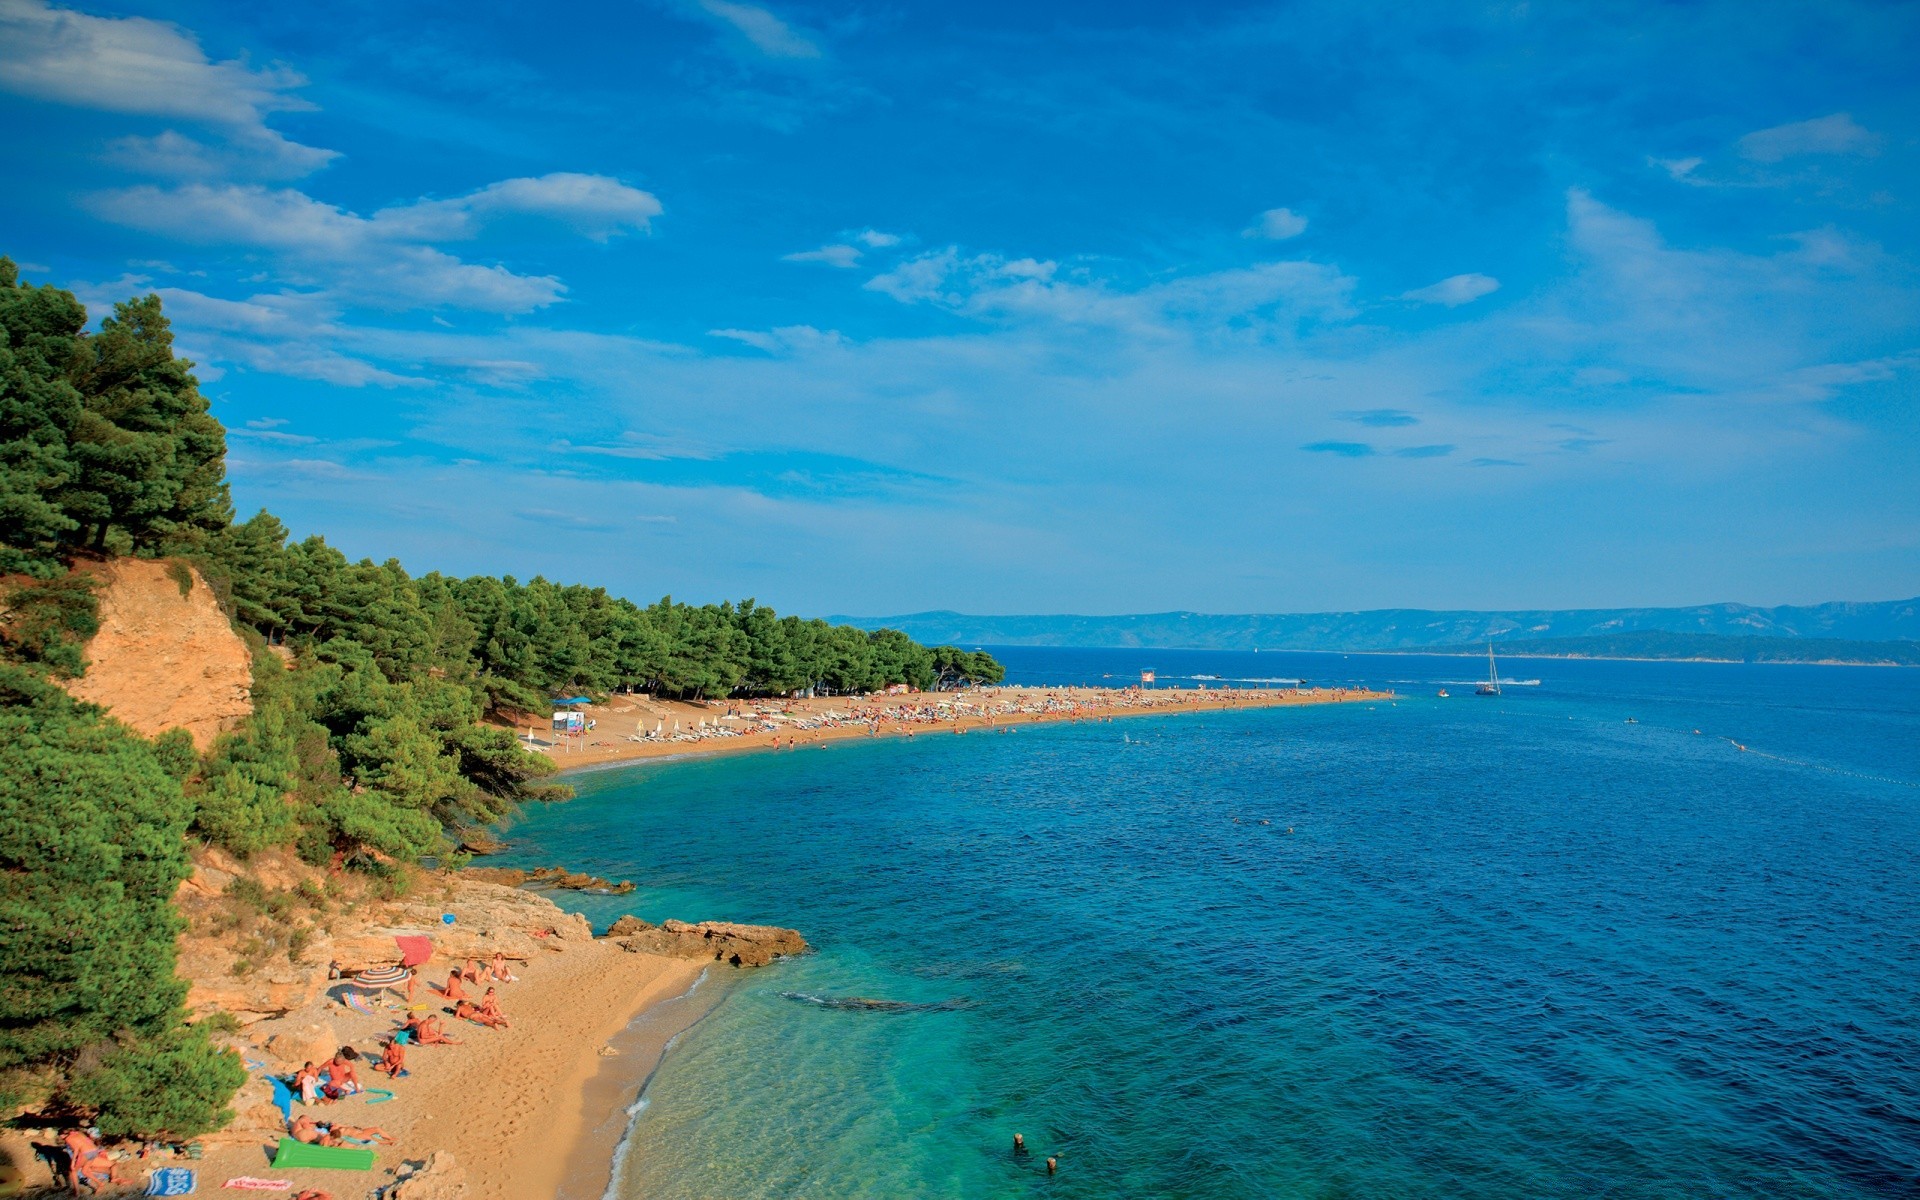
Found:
394,935 -> 433,967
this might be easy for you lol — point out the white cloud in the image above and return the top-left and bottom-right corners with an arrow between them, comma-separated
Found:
1737,113 -> 1878,163
855,229 -> 901,248
1650,155 -> 1703,182
1401,273 -> 1501,307
865,247 -> 1356,337
782,243 -> 863,268
374,174 -> 662,242
708,325 -> 847,354
0,0 -> 334,176
696,0 -> 822,59
1245,207 -> 1308,240
84,174 -> 658,312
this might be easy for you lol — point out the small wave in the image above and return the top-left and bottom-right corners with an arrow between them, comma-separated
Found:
780,991 -> 969,1013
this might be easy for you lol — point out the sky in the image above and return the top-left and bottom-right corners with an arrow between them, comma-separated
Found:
2,0 -> 1917,617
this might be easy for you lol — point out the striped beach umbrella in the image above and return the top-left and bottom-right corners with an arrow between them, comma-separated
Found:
346,964 -> 411,989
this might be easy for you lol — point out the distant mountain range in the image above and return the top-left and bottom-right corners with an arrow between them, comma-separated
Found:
832,598 -> 1920,654
1411,632 -> 1920,667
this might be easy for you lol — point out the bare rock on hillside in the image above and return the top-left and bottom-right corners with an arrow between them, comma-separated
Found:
615,919 -> 807,968
180,944 -> 334,1024
263,1019 -> 340,1070
327,879 -> 594,973
605,914 -> 651,937
63,558 -> 251,750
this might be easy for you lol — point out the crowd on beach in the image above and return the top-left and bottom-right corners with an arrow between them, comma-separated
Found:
564,683 -> 1379,753
54,951 -> 530,1197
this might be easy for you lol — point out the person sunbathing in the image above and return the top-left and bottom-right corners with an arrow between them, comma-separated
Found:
320,1122 -> 393,1147
488,951 -> 518,983
288,1114 -> 327,1145
376,1038 -> 409,1078
478,987 -> 507,1023
62,1128 -> 115,1193
293,1191 -> 335,1200
293,1061 -> 324,1106
461,957 -> 484,983
322,1047 -> 362,1099
453,999 -> 508,1029
429,969 -> 467,1001
409,1015 -> 462,1045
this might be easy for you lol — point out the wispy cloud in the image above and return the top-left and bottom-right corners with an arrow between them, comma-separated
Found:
0,0 -> 333,177
1401,273 -> 1500,307
1339,409 -> 1419,427
85,174 -> 659,311
782,243 -> 863,268
1302,441 -> 1375,457
695,0 -> 822,59
1738,113 -> 1878,163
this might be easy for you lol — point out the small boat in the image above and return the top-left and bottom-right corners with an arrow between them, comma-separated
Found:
1436,688 -> 1450,698
1475,643 -> 1501,696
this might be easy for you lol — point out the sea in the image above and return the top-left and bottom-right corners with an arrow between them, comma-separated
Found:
491,648 -> 1920,1199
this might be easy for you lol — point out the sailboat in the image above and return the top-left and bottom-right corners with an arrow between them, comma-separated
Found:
1475,642 -> 1501,696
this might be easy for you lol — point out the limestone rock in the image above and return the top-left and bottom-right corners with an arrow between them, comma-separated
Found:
616,919 -> 807,967
382,1151 -> 469,1199
264,1020 -> 339,1071
328,879 -> 593,973
463,865 -> 635,893
605,914 -> 651,937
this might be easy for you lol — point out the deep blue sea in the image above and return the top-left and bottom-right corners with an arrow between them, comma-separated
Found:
495,649 -> 1920,1199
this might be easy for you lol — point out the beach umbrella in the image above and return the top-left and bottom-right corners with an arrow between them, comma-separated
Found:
345,964 -> 411,990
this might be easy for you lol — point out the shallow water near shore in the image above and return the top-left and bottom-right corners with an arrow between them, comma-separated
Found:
497,649 -> 1920,1198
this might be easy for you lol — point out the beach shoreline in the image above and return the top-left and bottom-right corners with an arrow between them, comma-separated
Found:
519,683 -> 1396,776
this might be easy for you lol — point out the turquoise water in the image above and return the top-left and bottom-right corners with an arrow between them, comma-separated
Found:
496,650 -> 1920,1198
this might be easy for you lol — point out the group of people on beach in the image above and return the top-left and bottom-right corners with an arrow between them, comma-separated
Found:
603,684 -> 1340,752
257,949 -> 522,1192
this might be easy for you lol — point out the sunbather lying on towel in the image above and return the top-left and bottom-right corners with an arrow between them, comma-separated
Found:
290,1114 -> 394,1147
453,999 -> 508,1029
293,1191 -> 335,1200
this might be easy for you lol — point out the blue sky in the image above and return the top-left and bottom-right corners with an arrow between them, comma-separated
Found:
3,0 -> 1917,615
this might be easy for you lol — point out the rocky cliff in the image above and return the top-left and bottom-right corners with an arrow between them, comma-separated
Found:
63,557 -> 252,750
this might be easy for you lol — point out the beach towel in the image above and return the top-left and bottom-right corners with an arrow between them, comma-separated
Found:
363,1088 -> 394,1104
343,992 -> 376,1016
220,1179 -> 292,1191
270,1138 -> 374,1171
145,1167 -> 196,1195
394,935 -> 433,967
267,1076 -> 294,1122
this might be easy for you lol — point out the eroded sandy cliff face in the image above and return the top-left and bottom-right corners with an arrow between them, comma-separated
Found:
63,558 -> 251,750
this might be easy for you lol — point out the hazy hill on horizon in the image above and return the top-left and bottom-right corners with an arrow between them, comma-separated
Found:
831,597 -> 1920,652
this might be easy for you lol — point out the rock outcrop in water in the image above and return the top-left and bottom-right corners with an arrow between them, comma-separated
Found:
463,865 -> 636,893
610,917 -> 807,967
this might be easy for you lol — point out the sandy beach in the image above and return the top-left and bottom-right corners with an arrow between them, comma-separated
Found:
515,683 -> 1396,773
0,935 -> 709,1198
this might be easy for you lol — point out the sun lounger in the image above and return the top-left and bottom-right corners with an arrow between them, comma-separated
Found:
271,1138 -> 375,1171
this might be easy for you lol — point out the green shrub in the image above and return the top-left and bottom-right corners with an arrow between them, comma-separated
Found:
67,1024 -> 244,1140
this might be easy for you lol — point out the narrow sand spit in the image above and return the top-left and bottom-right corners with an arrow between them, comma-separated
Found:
522,684 -> 1395,774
